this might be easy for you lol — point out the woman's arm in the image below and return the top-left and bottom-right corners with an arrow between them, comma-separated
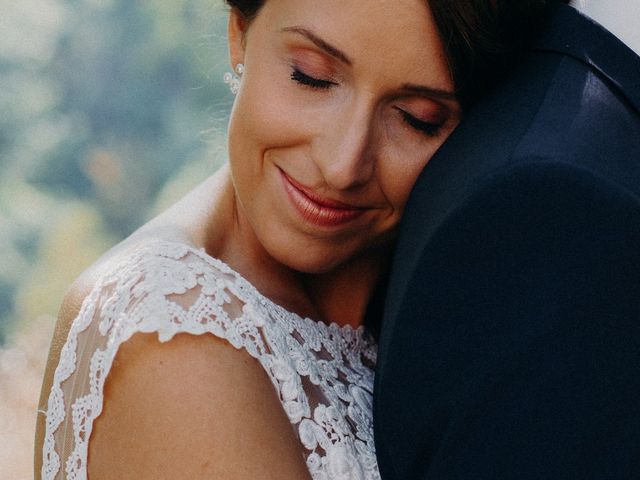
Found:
88,332 -> 311,479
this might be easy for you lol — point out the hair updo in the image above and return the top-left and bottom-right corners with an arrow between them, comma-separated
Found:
225,0 -> 562,108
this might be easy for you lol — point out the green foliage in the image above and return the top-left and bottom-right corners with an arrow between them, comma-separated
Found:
0,0 -> 232,341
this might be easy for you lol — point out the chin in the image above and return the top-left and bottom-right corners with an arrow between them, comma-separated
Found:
279,250 -> 350,275
257,221 -> 396,276
275,239 -> 391,276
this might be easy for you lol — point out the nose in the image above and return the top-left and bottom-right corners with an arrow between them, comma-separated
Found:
312,100 -> 376,191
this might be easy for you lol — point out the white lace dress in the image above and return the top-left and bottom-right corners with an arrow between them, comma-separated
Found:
41,240 -> 381,480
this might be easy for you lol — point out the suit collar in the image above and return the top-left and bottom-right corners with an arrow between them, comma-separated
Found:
533,3 -> 640,114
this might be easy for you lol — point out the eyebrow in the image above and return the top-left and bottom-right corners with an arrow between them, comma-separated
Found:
401,84 -> 458,102
280,26 -> 458,103
281,26 -> 352,66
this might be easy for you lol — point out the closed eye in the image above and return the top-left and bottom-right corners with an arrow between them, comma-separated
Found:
291,68 -> 336,89
397,108 -> 442,137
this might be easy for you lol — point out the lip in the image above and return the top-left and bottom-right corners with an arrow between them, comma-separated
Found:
279,169 -> 367,228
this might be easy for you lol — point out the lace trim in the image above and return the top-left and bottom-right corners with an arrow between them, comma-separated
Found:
42,240 -> 380,480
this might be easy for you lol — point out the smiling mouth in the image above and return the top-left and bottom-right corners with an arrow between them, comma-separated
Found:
279,170 -> 367,227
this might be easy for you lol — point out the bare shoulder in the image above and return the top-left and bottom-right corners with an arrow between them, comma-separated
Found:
35,238 -> 192,476
89,332 -> 310,479
34,237 -> 310,478
35,167 -> 237,477
34,230 -> 175,418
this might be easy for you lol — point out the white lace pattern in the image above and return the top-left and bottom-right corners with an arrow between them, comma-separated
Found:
42,240 -> 381,479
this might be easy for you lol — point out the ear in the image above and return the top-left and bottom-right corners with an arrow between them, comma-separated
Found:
227,8 -> 248,69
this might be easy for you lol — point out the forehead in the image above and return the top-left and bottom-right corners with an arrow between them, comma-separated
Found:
249,0 -> 452,91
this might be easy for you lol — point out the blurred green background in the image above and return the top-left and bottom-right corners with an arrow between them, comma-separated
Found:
1,0 -> 231,341
0,0 -> 231,475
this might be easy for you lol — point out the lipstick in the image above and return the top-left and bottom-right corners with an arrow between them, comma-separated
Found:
280,170 -> 366,227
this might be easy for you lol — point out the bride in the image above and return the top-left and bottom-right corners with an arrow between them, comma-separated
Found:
34,0 -> 540,478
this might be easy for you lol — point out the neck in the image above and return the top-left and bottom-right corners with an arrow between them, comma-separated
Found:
572,0 -> 640,56
304,246 -> 390,328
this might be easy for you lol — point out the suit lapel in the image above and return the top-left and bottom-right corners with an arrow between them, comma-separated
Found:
533,4 -> 640,114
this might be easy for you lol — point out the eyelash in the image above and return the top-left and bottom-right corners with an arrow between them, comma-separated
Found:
291,68 -> 336,89
290,68 -> 443,138
397,108 -> 442,137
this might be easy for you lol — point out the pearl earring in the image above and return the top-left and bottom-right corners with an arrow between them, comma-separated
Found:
223,63 -> 244,95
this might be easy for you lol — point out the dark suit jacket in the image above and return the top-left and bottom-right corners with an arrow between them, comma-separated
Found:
373,4 -> 640,479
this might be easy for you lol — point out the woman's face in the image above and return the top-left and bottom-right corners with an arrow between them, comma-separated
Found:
227,0 -> 461,273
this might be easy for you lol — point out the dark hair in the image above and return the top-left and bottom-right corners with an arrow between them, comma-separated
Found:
225,0 -> 562,107
225,0 -> 262,22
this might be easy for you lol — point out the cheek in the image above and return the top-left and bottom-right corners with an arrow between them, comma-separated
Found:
376,143 -> 434,210
231,90 -> 295,156
230,63 -> 320,156
376,113 -> 460,213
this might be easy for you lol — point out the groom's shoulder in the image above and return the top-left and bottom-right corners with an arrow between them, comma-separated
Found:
501,2 -> 640,122
531,2 -> 640,111
453,3 -> 640,182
